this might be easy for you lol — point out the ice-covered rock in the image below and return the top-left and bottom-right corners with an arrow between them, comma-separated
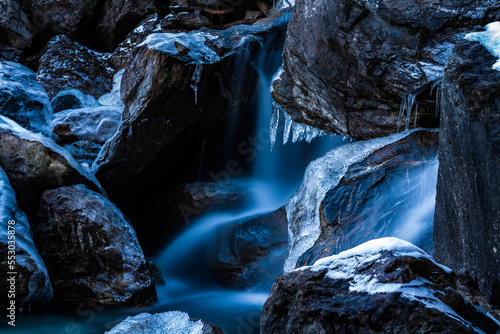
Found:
36,35 -> 113,99
261,238 -> 500,334
0,115 -> 103,213
0,0 -> 33,61
0,167 -> 53,311
466,22 -> 500,71
285,129 -> 423,272
296,130 -> 439,268
106,311 -> 226,334
0,61 -> 53,133
98,69 -> 125,107
51,89 -> 100,114
35,184 -> 156,305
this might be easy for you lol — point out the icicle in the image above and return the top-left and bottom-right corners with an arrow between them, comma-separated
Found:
283,109 -> 292,144
398,93 -> 417,132
413,100 -> 418,129
191,62 -> 203,106
269,103 -> 280,151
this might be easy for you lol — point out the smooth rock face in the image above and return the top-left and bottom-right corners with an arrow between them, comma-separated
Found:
272,0 -> 500,139
35,184 -> 156,305
0,167 -> 53,311
208,207 -> 288,289
434,39 -> 500,306
36,36 -> 113,99
0,0 -> 33,61
0,115 -> 103,213
0,61 -> 53,133
297,130 -> 439,267
106,311 -> 226,334
261,238 -> 500,334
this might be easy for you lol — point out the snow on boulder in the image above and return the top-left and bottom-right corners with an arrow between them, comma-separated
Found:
106,311 -> 226,334
0,167 -> 53,311
34,184 -> 156,305
51,89 -> 100,114
261,238 -> 500,334
0,61 -> 53,133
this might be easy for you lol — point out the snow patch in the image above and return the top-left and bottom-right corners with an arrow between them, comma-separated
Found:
106,311 -> 204,334
465,22 -> 500,71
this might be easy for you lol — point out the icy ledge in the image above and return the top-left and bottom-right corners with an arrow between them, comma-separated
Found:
465,22 -> 500,71
284,129 -> 423,273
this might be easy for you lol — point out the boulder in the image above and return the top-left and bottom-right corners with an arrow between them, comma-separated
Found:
434,30 -> 500,306
272,0 -> 500,139
106,311 -> 226,334
51,89 -> 100,114
0,61 -> 53,133
34,184 -> 156,305
208,207 -> 288,289
0,115 -> 103,214
297,130 -> 439,268
0,167 -> 53,311
0,0 -> 33,61
36,35 -> 113,99
261,238 -> 500,334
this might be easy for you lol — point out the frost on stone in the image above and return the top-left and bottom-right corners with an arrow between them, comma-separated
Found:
465,21 -> 500,71
0,167 -> 53,311
106,311 -> 204,334
284,129 -> 422,273
0,61 -> 53,133
99,69 -> 125,107
301,238 -> 485,331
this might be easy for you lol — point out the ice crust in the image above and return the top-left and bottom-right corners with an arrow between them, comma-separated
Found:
106,311 -> 204,334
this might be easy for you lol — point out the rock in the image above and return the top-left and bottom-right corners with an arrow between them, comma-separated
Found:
0,0 -> 33,61
34,184 -> 156,305
297,130 -> 439,268
106,311 -> 226,334
0,167 -> 53,311
176,12 -> 215,30
272,0 -> 500,139
0,115 -> 104,214
208,207 -> 288,289
261,238 -> 500,334
434,32 -> 500,306
0,61 -> 53,133
36,35 -> 113,99
51,89 -> 100,114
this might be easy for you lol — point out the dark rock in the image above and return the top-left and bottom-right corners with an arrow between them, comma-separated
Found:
106,311 -> 227,333
0,115 -> 104,214
272,0 -> 500,139
0,0 -> 33,61
177,12 -> 215,30
298,130 -> 439,267
36,35 -> 113,99
35,184 -> 156,305
51,89 -> 100,113
0,61 -> 53,133
261,238 -> 500,334
0,167 -> 53,312
208,207 -> 288,289
434,37 -> 500,306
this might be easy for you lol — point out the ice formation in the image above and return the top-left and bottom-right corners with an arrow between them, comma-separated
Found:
53,89 -> 101,109
465,21 -> 500,71
284,129 -> 423,273
99,69 -> 126,107
106,311 -> 204,334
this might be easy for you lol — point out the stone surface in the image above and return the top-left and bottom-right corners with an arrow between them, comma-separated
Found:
35,184 -> 156,305
0,115 -> 103,214
36,35 -> 113,99
297,130 -> 439,267
0,0 -> 33,61
434,38 -> 500,306
0,61 -> 53,133
261,238 -> 500,334
272,0 -> 500,139
0,167 -> 53,312
208,207 -> 288,289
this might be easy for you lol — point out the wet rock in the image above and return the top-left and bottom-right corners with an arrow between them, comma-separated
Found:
35,184 -> 156,305
297,130 -> 439,267
261,238 -> 500,334
51,89 -> 100,114
106,311 -> 226,334
0,0 -> 33,61
434,34 -> 500,306
272,0 -> 500,139
0,115 -> 103,214
177,12 -> 215,30
208,207 -> 288,289
0,61 -> 53,133
36,35 -> 113,99
0,167 -> 53,312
